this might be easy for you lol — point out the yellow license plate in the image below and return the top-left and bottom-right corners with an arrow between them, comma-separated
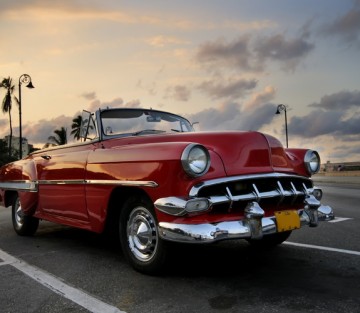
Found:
275,210 -> 300,232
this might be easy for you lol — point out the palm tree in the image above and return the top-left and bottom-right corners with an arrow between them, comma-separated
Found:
44,127 -> 68,148
0,138 -> 15,166
71,115 -> 82,140
0,77 -> 17,157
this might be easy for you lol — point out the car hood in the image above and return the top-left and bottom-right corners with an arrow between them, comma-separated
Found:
110,131 -> 296,176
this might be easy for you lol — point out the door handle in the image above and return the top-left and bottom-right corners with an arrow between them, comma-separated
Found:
41,155 -> 52,160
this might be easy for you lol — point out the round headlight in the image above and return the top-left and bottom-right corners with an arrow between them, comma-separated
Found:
304,150 -> 320,175
181,144 -> 210,177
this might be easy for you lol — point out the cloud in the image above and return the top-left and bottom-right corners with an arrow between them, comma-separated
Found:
195,35 -> 260,72
243,85 -> 276,111
87,97 -> 124,112
186,101 -> 275,132
335,144 -> 360,154
22,115 -> 73,146
198,78 -> 257,100
290,110 -> 342,138
330,144 -> 360,160
165,85 -> 191,102
124,99 -> 141,108
340,116 -> 360,135
81,92 -> 97,101
146,35 -> 189,48
137,80 -> 157,96
186,102 -> 241,131
253,30 -> 315,71
289,109 -> 360,138
86,100 -> 102,113
184,88 -> 360,162
220,20 -> 277,32
309,90 -> 360,110
340,133 -> 360,142
100,97 -> 124,109
87,97 -> 141,112
321,1 -> 360,47
195,29 -> 315,73
287,89 -> 360,139
242,103 -> 278,131
0,118 -> 7,130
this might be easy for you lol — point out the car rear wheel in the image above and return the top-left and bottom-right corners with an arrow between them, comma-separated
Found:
247,231 -> 292,247
119,196 -> 167,274
12,194 -> 39,236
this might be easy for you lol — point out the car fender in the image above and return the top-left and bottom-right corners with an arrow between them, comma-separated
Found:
0,158 -> 38,214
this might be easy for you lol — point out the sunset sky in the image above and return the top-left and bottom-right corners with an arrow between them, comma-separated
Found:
1,0 -> 359,162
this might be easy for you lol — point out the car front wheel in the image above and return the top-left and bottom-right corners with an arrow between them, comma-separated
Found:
119,196 -> 167,274
12,194 -> 39,236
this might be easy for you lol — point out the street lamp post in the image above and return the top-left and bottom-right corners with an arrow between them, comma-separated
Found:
18,74 -> 34,159
275,104 -> 288,148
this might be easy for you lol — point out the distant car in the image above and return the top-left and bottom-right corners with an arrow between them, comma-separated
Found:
0,107 -> 334,274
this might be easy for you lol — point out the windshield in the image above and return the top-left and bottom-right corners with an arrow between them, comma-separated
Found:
100,108 -> 194,137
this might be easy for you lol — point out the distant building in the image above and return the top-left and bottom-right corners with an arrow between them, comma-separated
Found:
322,161 -> 360,172
4,135 -> 29,157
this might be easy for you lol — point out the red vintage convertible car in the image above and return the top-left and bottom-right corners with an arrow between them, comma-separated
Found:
0,107 -> 334,273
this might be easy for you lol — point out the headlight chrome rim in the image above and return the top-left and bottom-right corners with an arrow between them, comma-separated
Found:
304,150 -> 320,175
181,144 -> 211,177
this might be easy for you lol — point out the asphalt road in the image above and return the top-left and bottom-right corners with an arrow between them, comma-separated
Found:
1,182 -> 359,313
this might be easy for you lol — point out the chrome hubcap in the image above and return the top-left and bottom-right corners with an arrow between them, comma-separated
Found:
127,206 -> 158,262
14,199 -> 24,228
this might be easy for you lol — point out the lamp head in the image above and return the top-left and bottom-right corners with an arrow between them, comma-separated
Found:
26,81 -> 35,89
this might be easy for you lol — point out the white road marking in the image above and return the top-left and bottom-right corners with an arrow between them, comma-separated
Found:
328,217 -> 353,223
0,249 -> 125,313
284,242 -> 360,256
0,260 -> 13,266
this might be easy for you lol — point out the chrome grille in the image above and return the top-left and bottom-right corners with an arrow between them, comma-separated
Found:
190,173 -> 313,211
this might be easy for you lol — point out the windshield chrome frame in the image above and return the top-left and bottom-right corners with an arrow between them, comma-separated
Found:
97,108 -> 194,141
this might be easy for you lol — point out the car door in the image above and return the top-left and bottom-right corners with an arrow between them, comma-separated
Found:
34,146 -> 93,222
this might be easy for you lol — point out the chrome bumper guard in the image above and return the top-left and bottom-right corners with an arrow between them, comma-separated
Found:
158,200 -> 334,243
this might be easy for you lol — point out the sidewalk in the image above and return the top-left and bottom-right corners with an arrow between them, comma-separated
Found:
313,173 -> 360,185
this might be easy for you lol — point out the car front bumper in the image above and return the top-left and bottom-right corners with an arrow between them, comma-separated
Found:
155,173 -> 334,243
158,203 -> 334,243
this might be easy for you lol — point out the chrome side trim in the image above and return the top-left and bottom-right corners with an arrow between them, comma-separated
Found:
0,181 -> 38,192
37,179 -> 158,188
85,180 -> 158,187
38,180 -> 85,185
0,179 -> 158,191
